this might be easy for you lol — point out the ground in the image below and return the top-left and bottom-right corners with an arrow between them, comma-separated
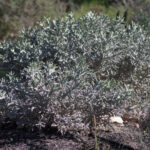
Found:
0,117 -> 150,150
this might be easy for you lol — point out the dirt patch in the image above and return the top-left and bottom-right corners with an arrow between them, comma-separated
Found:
95,122 -> 150,150
0,121 -> 150,150
0,124 -> 83,150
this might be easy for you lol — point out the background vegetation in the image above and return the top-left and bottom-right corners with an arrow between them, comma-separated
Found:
0,0 -> 150,41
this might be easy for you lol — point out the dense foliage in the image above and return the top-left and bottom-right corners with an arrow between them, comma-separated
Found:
0,12 -> 149,134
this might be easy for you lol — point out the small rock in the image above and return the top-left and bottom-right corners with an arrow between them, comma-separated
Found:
109,116 -> 124,124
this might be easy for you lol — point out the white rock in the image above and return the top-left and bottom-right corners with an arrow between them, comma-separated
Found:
109,116 -> 124,124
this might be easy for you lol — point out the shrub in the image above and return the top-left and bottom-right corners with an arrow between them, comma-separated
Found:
0,12 -> 149,134
1,12 -> 150,83
0,60 -> 132,134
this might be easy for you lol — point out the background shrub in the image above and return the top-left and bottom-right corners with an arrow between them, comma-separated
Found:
131,0 -> 150,33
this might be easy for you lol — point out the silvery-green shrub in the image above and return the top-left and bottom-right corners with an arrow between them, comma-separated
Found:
1,12 -> 149,81
0,59 -> 132,134
0,12 -> 149,134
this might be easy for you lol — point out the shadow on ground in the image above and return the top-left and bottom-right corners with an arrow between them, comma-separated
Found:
0,121 -> 150,150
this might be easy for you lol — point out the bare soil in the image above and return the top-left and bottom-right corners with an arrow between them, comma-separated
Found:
0,119 -> 150,150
